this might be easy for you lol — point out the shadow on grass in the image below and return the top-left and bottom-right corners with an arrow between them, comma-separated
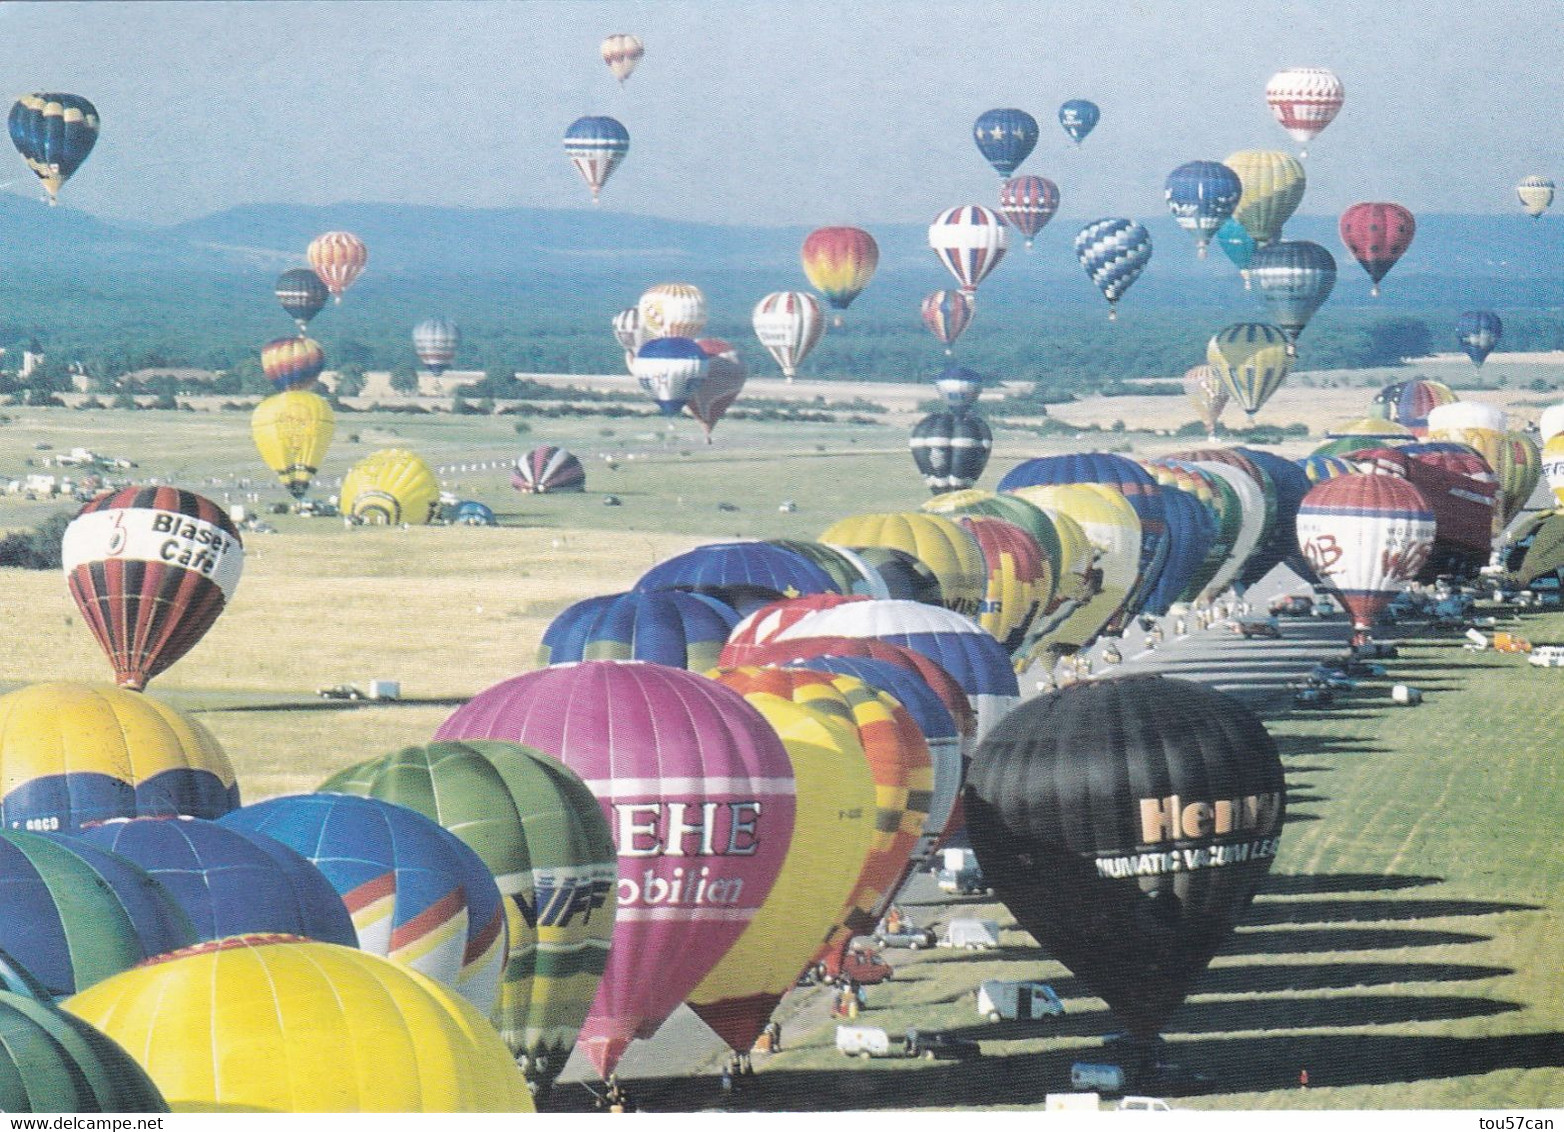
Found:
1241,897 -> 1541,926
201,695 -> 469,713
1258,873 -> 1442,895
1192,960 -> 1515,995
1221,926 -> 1491,955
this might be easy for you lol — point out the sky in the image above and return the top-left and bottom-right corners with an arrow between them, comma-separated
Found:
0,0 -> 1560,229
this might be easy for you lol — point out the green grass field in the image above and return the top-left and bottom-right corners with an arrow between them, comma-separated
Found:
4,402 -> 1563,1111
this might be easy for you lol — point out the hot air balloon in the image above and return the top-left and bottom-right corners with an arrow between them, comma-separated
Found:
1140,459 -> 1238,603
801,227 -> 878,319
317,740 -> 616,1094
1208,322 -> 1292,417
1517,175 -> 1554,219
929,204 -> 1009,294
637,282 -> 707,340
77,817 -> 357,946
1456,311 -> 1502,367
908,411 -> 992,494
933,365 -> 984,414
1216,216 -> 1257,288
434,661 -> 796,1080
1074,218 -> 1152,319
413,318 -> 459,375
998,174 -> 1059,250
761,541 -> 889,598
0,988 -> 168,1113
972,108 -> 1039,177
635,540 -> 841,603
921,290 -> 975,354
612,306 -> 644,357
1058,99 -> 1099,145
1372,379 -> 1457,437
956,513 -> 1050,650
752,290 -> 825,382
687,338 -> 746,441
306,231 -> 367,303
1338,202 -> 1414,297
537,589 -> 740,670
965,675 -> 1285,1045
563,115 -> 629,204
1296,472 -> 1436,644
8,93 -> 98,205
63,935 -> 534,1113
720,593 -> 869,665
1250,240 -> 1336,349
1300,452 -> 1357,484
921,489 -> 1063,602
1225,150 -> 1306,247
220,794 -> 507,1018
1266,67 -> 1344,156
1164,160 -> 1242,257
1183,364 -> 1229,439
820,511 -> 987,617
0,831 -> 197,997
512,445 -> 586,494
340,448 -> 440,525
259,335 -> 325,392
275,268 -> 329,332
601,34 -> 644,84
633,336 -> 708,415
62,488 -> 243,691
252,390 -> 334,499
1354,446 -> 1497,581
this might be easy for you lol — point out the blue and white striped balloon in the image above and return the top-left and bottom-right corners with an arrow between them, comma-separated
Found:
632,337 -> 708,416
1074,218 -> 1152,319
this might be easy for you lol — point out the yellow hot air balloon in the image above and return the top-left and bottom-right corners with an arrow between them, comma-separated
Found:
920,489 -> 1062,615
686,693 -> 876,1055
63,935 -> 533,1113
818,512 -> 986,617
637,282 -> 707,339
251,390 -> 334,500
1033,505 -> 1092,612
1224,150 -> 1306,246
340,448 -> 439,525
1208,323 -> 1293,417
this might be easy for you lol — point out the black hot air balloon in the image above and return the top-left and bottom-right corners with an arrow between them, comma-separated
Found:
965,675 -> 1285,1049
274,269 -> 330,333
910,410 -> 992,493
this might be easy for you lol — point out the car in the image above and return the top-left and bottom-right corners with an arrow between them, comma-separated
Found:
1117,1096 -> 1176,1112
317,684 -> 365,700
1292,684 -> 1334,708
1268,594 -> 1314,617
873,925 -> 936,950
1307,665 -> 1357,690
820,946 -> 893,986
903,1028 -> 981,1061
1235,617 -> 1282,639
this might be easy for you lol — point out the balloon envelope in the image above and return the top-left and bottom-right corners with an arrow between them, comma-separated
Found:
1225,150 -> 1305,246
306,232 -> 367,300
997,175 -> 1059,248
9,93 -> 98,204
752,291 -> 825,381
1058,99 -> 1099,144
1164,160 -> 1242,254
1456,311 -> 1502,367
972,108 -> 1039,177
928,205 -> 1008,293
275,268 -> 329,331
252,390 -> 333,499
0,990 -> 167,1113
538,589 -> 740,671
800,227 -> 878,311
512,445 -> 585,494
909,410 -> 993,493
1339,202 -> 1415,295
413,318 -> 459,375
1265,67 -> 1344,153
340,448 -> 439,525
563,116 -> 629,203
1074,218 -> 1152,316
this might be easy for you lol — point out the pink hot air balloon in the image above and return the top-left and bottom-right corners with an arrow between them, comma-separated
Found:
1295,473 -> 1435,646
686,338 -> 747,443
435,660 -> 796,1080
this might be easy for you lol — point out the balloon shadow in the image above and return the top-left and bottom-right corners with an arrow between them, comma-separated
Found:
1219,926 -> 1490,956
1258,873 -> 1442,895
1241,897 -> 1541,927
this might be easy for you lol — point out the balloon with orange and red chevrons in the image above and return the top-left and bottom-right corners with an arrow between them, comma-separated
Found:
259,335 -> 325,392
306,231 -> 367,303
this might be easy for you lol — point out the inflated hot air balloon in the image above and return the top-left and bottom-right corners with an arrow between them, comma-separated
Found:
1074,218 -> 1151,320
563,116 -> 629,204
63,935 -> 534,1113
761,542 -> 888,599
0,988 -> 168,1113
252,390 -> 334,499
1058,99 -> 1099,144
921,489 -> 1063,604
1372,379 -> 1457,437
413,318 -> 459,375
633,336 -> 708,415
933,365 -> 984,414
9,93 -> 98,205
1456,310 -> 1502,367
612,306 -> 644,356
685,694 -> 876,1056
275,268 -> 329,333
910,410 -> 993,493
1355,446 -> 1497,581
636,540 -> 841,603
1339,202 -> 1415,297
1208,322 -> 1292,417
839,546 -> 942,606
601,33 -> 644,84
537,589 -> 739,670
957,514 -> 1049,650
1300,453 -> 1357,484
965,676 -> 1285,1044
752,291 -> 825,381
434,661 -> 796,1080
1183,364 -> 1228,439
1140,460 -> 1237,603
1216,215 -> 1257,288
259,335 -> 325,392
306,232 -> 367,303
316,741 -> 615,1094
77,817 -> 356,947
340,448 -> 439,525
723,593 -> 870,664
998,175 -> 1059,250
0,831 -> 196,997
1164,161 -> 1242,257
1225,150 -> 1306,247
638,282 -> 707,340
221,794 -> 507,1019
63,488 -> 243,691
1296,472 -> 1436,644
929,204 -> 1009,294
1250,240 -> 1336,349
921,290 -> 975,354
820,511 -> 987,617
687,338 -> 746,441
1518,175 -> 1554,219
972,108 -> 1039,177
512,445 -> 586,494
1266,67 -> 1343,156
801,227 -> 878,320
1311,417 -> 1414,459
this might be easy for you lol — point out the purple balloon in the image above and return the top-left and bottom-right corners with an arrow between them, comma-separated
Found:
435,660 -> 796,1078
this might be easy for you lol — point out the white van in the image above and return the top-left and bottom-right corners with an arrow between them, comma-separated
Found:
977,980 -> 1064,1022
941,918 -> 1000,950
1117,1096 -> 1175,1111
835,1025 -> 892,1059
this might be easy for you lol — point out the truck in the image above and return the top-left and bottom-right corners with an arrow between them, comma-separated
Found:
936,847 -> 989,895
941,918 -> 1000,950
976,979 -> 1064,1023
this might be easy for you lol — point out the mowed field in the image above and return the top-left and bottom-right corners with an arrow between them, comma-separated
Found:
3,378 -> 1564,1111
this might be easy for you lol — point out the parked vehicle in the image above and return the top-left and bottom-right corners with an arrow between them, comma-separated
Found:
1529,645 -> 1564,668
977,980 -> 1064,1022
904,1028 -> 981,1061
1046,1093 -> 1101,1111
941,918 -> 1000,950
317,684 -> 365,700
1268,594 -> 1314,617
835,1026 -> 893,1059
1234,616 -> 1282,639
1071,1062 -> 1125,1094
821,946 -> 893,986
873,924 -> 936,950
1117,1096 -> 1175,1111
936,847 -> 989,895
